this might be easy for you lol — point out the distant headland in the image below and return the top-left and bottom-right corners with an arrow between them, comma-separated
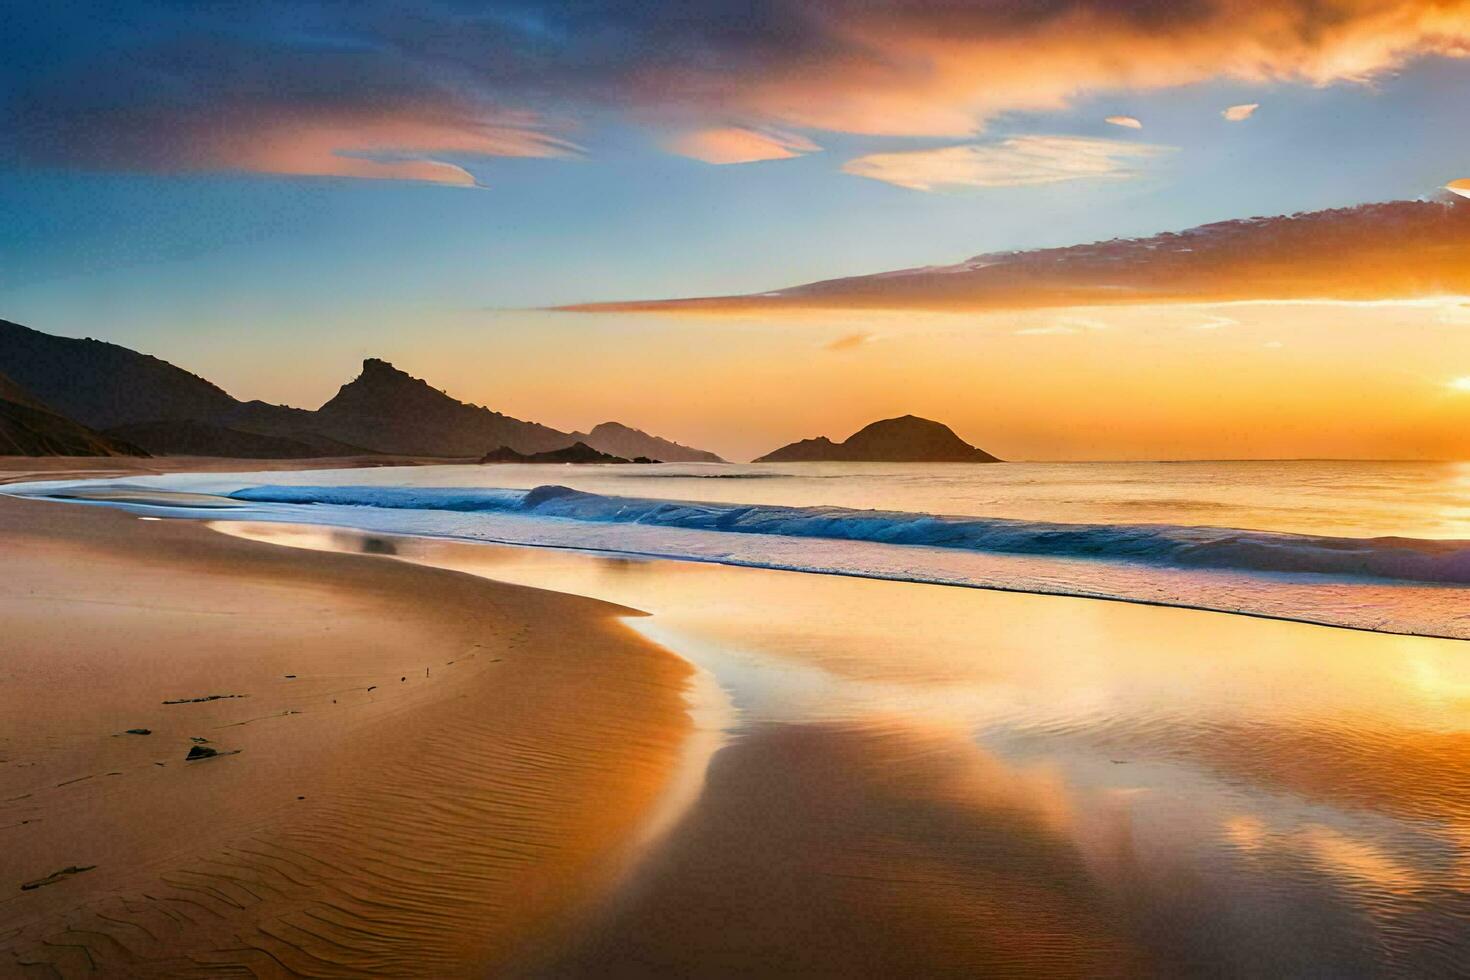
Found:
755,415 -> 1000,463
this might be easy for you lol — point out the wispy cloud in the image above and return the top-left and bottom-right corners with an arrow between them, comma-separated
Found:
1187,315 -> 1239,330
1,30 -> 577,185
824,331 -> 876,352
188,108 -> 573,186
12,104 -> 575,186
1015,315 -> 1108,336
557,198 -> 1470,314
842,136 -> 1173,191
1223,103 -> 1261,121
1105,115 -> 1144,129
1014,325 -> 1080,336
667,127 -> 819,165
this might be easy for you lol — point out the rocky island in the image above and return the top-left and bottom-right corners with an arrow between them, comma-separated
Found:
755,415 -> 999,463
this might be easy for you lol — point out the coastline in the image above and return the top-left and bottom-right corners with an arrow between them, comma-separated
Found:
14,456 -> 1468,642
0,485 -> 695,975
0,453 -> 470,487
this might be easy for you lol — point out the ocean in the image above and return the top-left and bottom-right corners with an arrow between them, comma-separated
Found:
13,459 -> 1470,638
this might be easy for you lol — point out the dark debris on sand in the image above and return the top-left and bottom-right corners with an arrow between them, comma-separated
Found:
162,694 -> 247,705
21,865 -> 95,891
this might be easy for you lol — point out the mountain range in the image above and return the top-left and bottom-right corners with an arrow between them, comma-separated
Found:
0,320 -> 1002,464
0,369 -> 148,457
0,319 -> 723,462
755,416 -> 999,463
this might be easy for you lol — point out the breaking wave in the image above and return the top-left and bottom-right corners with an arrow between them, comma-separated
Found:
228,484 -> 1470,586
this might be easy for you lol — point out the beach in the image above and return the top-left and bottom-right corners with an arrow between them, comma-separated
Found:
0,478 -> 693,976
7,458 -> 1470,976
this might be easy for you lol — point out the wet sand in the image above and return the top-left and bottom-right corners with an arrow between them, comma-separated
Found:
0,492 -> 694,976
519,721 -> 1152,976
230,524 -> 1470,978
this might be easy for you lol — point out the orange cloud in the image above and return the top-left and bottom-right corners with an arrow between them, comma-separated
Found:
631,1 -> 1470,138
843,136 -> 1173,191
198,109 -> 575,185
1223,103 -> 1261,121
1447,179 -> 1470,200
557,196 -> 1470,314
1105,115 -> 1144,129
13,100 -> 575,185
2,25 -> 578,186
666,127 -> 820,165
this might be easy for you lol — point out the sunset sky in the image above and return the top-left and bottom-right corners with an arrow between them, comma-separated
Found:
4,2 -> 1470,460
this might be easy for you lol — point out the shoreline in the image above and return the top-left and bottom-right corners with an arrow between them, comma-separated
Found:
0,488 -> 696,975
0,453 -> 473,487
8,453 -> 1465,642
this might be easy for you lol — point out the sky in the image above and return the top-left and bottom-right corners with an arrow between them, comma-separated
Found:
3,1 -> 1470,460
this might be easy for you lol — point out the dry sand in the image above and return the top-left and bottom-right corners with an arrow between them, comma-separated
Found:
0,486 -> 694,976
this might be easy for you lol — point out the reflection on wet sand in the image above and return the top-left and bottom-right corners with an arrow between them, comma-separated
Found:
527,724 -> 1470,977
217,523 -> 1470,976
521,722 -> 1149,977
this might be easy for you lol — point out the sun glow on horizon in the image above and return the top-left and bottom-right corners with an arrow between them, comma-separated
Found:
352,297 -> 1470,463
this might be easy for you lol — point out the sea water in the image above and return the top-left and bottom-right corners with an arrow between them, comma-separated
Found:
10,459 -> 1470,637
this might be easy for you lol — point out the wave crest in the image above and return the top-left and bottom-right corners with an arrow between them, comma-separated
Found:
226,484 -> 1470,586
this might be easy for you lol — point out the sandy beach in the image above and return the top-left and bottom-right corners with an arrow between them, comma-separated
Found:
8,458 -> 1470,977
0,475 -> 694,976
